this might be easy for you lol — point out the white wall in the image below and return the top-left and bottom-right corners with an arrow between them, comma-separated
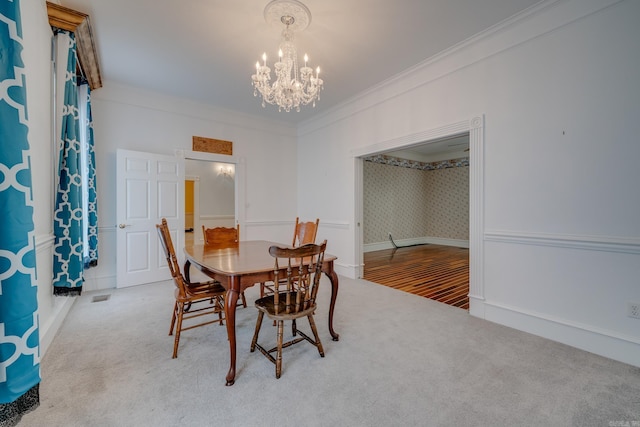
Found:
23,1 -> 299,351
83,82 -> 299,291
22,0 -> 76,358
297,0 -> 640,367
185,159 -> 235,218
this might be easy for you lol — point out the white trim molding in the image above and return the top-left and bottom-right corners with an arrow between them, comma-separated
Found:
364,237 -> 469,253
244,220 -> 295,228
245,220 -> 350,229
468,115 -> 485,316
35,233 -> 55,251
484,301 -> 640,368
484,230 -> 640,254
200,214 -> 235,221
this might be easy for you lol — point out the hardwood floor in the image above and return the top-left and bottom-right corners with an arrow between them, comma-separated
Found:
363,244 -> 470,310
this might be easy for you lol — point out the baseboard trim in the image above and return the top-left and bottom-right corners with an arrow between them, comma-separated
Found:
475,299 -> 640,368
82,274 -> 117,292
334,263 -> 358,280
39,296 -> 76,358
364,237 -> 469,253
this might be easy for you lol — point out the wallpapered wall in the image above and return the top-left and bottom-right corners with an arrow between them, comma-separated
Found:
363,156 -> 469,244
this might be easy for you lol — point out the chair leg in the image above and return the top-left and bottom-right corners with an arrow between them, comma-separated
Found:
169,300 -> 178,335
250,311 -> 265,352
240,292 -> 247,308
276,320 -> 284,379
216,296 -> 224,325
291,318 -> 297,336
307,314 -> 324,357
172,302 -> 185,359
260,282 -> 265,298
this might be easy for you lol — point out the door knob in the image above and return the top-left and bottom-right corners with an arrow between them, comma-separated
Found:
118,223 -> 130,229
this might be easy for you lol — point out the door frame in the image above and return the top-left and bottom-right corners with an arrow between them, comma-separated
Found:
351,115 -> 485,318
184,175 -> 199,235
175,150 -> 245,245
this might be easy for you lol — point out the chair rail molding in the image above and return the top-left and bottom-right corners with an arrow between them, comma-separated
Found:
484,229 -> 640,254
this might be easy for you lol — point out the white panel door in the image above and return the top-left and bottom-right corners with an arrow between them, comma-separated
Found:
116,149 -> 183,288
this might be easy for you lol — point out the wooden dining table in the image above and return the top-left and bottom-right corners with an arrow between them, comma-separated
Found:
183,240 -> 339,386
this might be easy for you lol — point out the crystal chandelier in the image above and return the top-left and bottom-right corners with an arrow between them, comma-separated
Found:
251,0 -> 324,112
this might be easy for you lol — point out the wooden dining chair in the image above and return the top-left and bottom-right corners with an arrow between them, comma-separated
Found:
292,217 -> 320,247
250,240 -> 327,379
156,218 -> 226,359
260,217 -> 320,298
202,224 -> 240,246
202,224 -> 247,308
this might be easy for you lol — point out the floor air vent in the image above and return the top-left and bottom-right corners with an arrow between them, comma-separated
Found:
91,294 -> 110,303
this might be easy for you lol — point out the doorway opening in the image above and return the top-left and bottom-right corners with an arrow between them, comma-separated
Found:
184,159 -> 236,247
353,115 -> 485,316
361,134 -> 470,309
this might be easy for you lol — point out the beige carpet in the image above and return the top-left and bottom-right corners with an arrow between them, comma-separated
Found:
21,276 -> 640,427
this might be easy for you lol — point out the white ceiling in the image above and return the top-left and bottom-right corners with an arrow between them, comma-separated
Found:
60,0 -> 541,127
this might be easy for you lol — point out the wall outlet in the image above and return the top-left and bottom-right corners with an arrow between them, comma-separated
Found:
628,302 -> 640,319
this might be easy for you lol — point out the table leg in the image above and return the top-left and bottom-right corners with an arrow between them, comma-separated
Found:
225,280 -> 240,386
325,266 -> 340,341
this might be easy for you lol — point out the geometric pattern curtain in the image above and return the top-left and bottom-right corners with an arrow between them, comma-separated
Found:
52,30 -> 83,296
81,83 -> 98,268
0,0 -> 41,424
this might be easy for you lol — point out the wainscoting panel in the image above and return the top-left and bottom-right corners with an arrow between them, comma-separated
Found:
481,236 -> 640,367
35,233 -> 75,358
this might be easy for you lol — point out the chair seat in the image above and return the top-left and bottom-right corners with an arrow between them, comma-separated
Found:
177,281 -> 226,301
254,292 -> 317,320
185,279 -> 225,292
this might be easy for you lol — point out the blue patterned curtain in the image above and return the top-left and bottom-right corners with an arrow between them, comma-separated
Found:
79,82 -> 98,268
53,30 -> 83,296
0,0 -> 41,424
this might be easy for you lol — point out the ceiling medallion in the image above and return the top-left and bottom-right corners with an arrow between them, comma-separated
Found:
251,0 -> 324,112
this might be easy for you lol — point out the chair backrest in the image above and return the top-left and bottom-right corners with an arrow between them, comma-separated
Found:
269,240 -> 327,315
156,218 -> 188,297
292,217 -> 319,247
202,224 -> 240,247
